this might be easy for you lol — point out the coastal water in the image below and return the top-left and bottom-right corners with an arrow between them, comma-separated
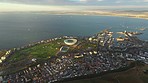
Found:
0,13 -> 148,49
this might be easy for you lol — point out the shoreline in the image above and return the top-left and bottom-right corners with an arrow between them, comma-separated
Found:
0,11 -> 148,20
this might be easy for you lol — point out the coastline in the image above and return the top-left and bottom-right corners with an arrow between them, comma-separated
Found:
0,11 -> 148,20
0,30 -> 148,83
52,13 -> 148,20
53,13 -> 148,20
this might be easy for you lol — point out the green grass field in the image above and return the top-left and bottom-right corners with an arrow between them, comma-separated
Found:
8,39 -> 64,62
0,39 -> 64,75
5,38 -> 96,63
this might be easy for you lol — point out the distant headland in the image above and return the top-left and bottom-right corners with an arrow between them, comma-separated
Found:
1,9 -> 148,20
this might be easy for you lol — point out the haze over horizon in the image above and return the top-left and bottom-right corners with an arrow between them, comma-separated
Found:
0,0 -> 148,12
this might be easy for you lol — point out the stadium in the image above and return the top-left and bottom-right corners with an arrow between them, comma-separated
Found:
64,39 -> 77,45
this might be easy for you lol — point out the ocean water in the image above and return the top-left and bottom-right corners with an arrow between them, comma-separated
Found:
0,13 -> 148,49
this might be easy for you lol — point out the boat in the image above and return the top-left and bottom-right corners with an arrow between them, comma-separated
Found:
139,28 -> 146,31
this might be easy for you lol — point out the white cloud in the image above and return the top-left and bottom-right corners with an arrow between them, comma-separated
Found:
0,0 -> 147,6
0,2 -> 77,12
115,1 -> 122,3
97,0 -> 103,1
126,0 -> 148,2
144,0 -> 148,2
77,0 -> 104,2
80,0 -> 87,2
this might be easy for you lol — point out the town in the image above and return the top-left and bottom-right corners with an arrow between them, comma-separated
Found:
0,29 -> 148,83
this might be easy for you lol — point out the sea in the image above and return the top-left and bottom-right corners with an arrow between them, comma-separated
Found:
0,13 -> 148,49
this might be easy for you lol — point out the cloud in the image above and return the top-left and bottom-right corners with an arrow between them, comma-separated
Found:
0,2 -> 69,12
144,0 -> 148,2
79,0 -> 88,1
0,0 -> 104,3
97,0 -> 103,1
80,0 -> 97,1
113,0 -> 148,3
0,0 -> 69,4
0,0 -> 147,6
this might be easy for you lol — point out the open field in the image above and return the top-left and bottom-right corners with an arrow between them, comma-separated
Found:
0,39 -> 64,75
8,39 -> 64,62
1,38 -> 90,75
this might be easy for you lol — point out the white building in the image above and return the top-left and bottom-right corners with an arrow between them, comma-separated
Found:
64,39 -> 77,46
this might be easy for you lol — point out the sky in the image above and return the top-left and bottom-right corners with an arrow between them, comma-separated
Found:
0,0 -> 148,12
0,0 -> 148,5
